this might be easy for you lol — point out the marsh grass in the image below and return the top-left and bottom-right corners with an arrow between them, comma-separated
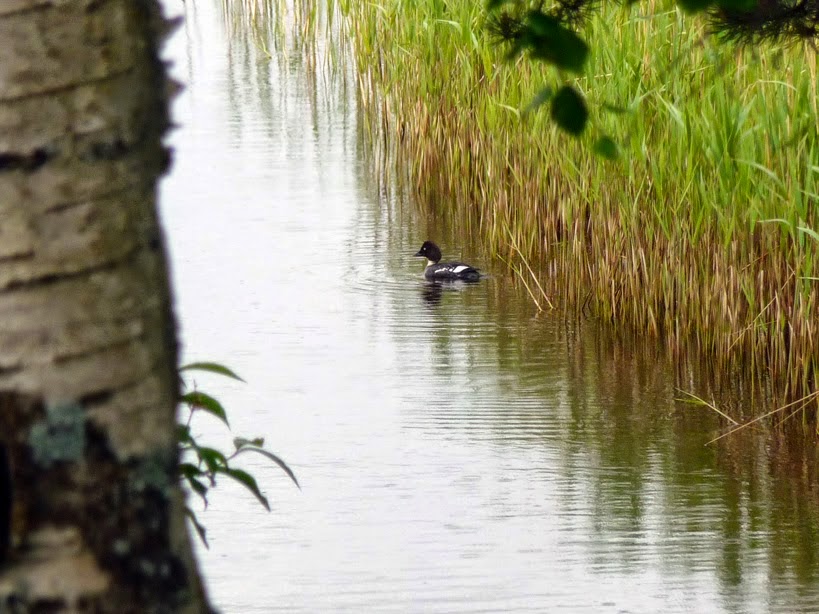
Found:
224,0 -> 819,424
334,0 -> 819,414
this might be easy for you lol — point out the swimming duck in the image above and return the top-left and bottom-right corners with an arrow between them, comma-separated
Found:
414,241 -> 481,282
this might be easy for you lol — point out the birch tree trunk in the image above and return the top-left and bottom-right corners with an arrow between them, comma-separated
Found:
0,0 -> 209,611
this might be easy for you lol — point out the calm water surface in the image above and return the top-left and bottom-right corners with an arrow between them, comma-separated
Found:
159,2 -> 819,612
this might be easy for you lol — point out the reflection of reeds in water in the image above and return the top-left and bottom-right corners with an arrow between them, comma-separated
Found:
559,324 -> 819,598
336,0 -> 819,420
221,0 -> 318,57
212,0 -> 357,186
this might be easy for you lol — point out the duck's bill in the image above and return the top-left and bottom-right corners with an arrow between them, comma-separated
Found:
413,250 -> 424,257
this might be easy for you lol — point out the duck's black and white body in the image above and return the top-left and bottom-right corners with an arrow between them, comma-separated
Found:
414,241 -> 481,282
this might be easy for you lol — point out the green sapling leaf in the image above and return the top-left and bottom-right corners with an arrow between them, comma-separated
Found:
223,468 -> 271,511
594,136 -> 619,160
181,391 -> 230,428
551,85 -> 588,135
234,446 -> 301,489
180,362 -> 246,382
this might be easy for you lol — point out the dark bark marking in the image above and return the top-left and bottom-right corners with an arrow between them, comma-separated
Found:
28,598 -> 68,614
0,243 -> 142,293
0,148 -> 55,172
0,442 -> 11,566
0,67 -> 137,105
0,252 -> 35,265
81,138 -> 130,162
52,336 -> 146,366
80,427 -> 189,607
0,392 -> 45,565
0,364 -> 24,377
77,389 -> 115,407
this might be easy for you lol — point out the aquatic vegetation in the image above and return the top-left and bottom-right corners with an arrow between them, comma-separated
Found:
333,0 -> 819,416
224,0 -> 818,424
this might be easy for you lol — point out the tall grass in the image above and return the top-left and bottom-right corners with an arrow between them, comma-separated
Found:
337,0 -> 819,408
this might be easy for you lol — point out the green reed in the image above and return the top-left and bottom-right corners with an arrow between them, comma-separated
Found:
333,0 -> 819,405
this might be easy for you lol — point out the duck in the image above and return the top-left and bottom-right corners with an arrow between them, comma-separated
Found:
414,241 -> 481,282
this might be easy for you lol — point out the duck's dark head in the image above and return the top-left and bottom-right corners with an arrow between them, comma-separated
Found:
414,241 -> 442,264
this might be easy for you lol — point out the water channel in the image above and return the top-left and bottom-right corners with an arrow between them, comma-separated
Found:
159,1 -> 819,612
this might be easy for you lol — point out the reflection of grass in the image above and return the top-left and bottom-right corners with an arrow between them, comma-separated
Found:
708,390 -> 819,443
677,386 -> 819,442
566,328 -> 819,602
677,389 -> 741,426
337,0 -> 819,408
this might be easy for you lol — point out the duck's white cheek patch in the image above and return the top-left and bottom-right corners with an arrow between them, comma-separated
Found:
453,265 -> 469,273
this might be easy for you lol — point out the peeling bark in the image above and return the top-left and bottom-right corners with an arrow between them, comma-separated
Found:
0,0 -> 209,611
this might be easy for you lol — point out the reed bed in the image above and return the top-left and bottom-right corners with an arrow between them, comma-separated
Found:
330,0 -> 819,412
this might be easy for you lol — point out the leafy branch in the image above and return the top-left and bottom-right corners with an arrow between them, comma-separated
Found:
484,0 -> 817,154
178,362 -> 299,548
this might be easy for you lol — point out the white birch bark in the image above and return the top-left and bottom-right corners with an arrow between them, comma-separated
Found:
0,1 -> 209,611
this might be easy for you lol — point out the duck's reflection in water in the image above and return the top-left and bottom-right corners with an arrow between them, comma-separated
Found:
420,281 -> 443,307
421,280 -> 480,308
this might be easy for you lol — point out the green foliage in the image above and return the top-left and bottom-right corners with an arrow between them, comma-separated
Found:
593,135 -> 618,160
180,391 -> 230,427
550,85 -> 588,135
523,86 -> 554,116
178,362 -> 299,548
179,361 -> 246,381
484,2 -> 610,149
485,0 -> 815,146
676,0 -> 716,14
507,12 -> 589,73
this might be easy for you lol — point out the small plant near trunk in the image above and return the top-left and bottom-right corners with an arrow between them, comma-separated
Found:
177,362 -> 299,547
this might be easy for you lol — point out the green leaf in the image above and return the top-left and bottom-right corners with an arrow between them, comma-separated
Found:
234,446 -> 301,489
505,37 -> 527,61
486,0 -> 511,9
187,477 -> 210,505
180,463 -> 210,506
494,102 -> 522,119
185,506 -> 209,549
179,362 -> 245,382
758,218 -> 791,227
179,462 -> 205,479
176,424 -> 193,445
223,467 -> 271,511
197,446 -> 228,475
717,0 -> 757,10
234,437 -> 265,449
798,225 -> 819,243
180,391 -> 230,428
676,0 -> 714,13
594,136 -> 619,160
190,477 -> 209,501
601,102 -> 629,115
523,86 -> 554,116
523,13 -> 588,73
550,86 -> 588,135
